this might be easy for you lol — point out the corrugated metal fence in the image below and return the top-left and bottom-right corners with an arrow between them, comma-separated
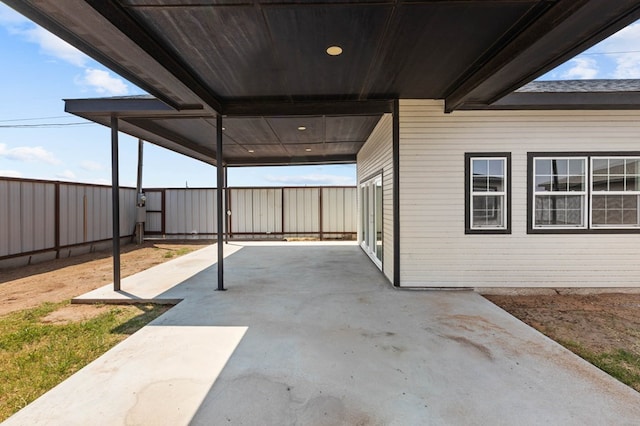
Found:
0,178 -> 137,262
143,186 -> 357,240
1,178 -> 356,263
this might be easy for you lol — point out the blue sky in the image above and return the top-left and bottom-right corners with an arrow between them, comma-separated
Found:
0,3 -> 638,188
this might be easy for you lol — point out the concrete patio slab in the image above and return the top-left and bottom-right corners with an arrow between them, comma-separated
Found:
4,242 -> 640,425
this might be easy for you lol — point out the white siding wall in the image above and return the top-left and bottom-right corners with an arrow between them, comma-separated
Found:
399,99 -> 640,288
357,114 -> 394,283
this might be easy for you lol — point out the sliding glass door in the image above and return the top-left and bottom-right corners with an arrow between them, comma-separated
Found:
360,175 -> 383,268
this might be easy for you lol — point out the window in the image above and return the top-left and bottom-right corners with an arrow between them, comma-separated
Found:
591,157 -> 640,228
528,153 -> 640,232
533,157 -> 587,228
465,153 -> 511,234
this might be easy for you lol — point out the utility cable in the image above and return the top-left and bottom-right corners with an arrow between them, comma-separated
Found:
0,122 -> 94,128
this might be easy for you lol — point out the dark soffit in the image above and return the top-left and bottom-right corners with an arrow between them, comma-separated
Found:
6,0 -> 640,114
8,0 -> 640,168
64,97 -> 383,166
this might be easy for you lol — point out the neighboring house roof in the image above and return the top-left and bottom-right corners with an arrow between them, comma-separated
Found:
470,80 -> 640,110
518,80 -> 640,93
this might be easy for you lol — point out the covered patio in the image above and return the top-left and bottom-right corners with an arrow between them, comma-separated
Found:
4,242 -> 640,424
6,0 -> 640,291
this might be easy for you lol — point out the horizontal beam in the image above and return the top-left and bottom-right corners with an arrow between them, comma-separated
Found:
447,0 -> 640,111
226,154 -> 356,167
65,97 -> 176,115
123,118 -> 219,163
444,0 -> 576,112
84,0 -> 224,113
2,0 -> 207,112
224,99 -> 394,117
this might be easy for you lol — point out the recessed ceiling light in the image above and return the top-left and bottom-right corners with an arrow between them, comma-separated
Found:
222,127 -> 226,131
305,148 -> 312,152
298,126 -> 306,131
248,149 -> 254,153
326,45 -> 343,56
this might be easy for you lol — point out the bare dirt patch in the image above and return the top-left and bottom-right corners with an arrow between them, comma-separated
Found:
486,293 -> 640,391
0,240 -> 212,316
40,304 -> 113,324
485,293 -> 640,354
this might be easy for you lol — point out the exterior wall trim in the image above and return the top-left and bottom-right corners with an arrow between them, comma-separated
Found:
392,99 -> 400,287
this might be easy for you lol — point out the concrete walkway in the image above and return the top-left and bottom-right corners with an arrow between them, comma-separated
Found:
4,242 -> 640,425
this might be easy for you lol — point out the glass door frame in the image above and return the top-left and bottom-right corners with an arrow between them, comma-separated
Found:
360,174 -> 383,269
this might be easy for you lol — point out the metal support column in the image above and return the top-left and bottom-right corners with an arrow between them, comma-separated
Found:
216,114 -> 225,291
224,166 -> 229,244
135,139 -> 145,245
392,99 -> 400,288
110,115 -> 121,291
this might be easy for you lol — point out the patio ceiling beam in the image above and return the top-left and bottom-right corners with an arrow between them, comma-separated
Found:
444,0 -> 579,112
225,154 -> 356,167
446,0 -> 640,111
65,97 -> 218,121
2,1 -> 177,111
123,118 -> 219,164
84,0 -> 224,114
223,99 -> 394,117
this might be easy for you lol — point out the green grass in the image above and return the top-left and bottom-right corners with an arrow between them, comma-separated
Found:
559,339 -> 640,392
0,302 -> 171,421
162,247 -> 193,259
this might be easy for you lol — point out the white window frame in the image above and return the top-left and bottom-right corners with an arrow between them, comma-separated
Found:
359,174 -> 383,269
532,156 -> 588,230
590,156 -> 640,229
469,156 -> 507,230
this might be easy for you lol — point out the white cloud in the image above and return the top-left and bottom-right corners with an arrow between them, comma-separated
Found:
0,5 -> 88,68
55,169 -> 76,180
21,26 -> 88,67
265,173 -> 354,186
610,53 -> 640,79
562,57 -> 599,79
0,6 -> 132,95
0,4 -> 29,26
76,68 -> 129,95
0,170 -> 22,178
80,160 -> 106,171
596,22 -> 640,79
0,143 -> 60,164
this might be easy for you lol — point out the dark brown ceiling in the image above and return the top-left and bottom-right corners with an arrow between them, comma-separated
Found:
7,0 -> 640,166
65,97 -> 382,166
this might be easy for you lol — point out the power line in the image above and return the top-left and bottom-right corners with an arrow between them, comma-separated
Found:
0,122 -> 94,128
0,115 -> 74,123
581,50 -> 640,56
